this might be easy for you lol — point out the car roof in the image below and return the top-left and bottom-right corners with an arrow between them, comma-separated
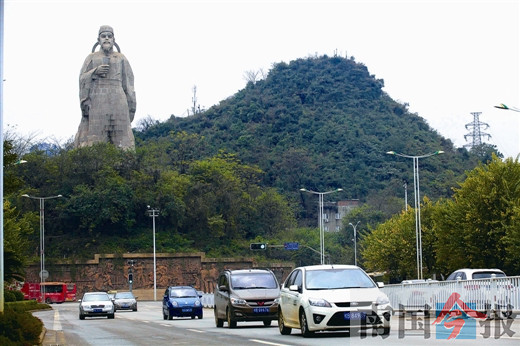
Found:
84,291 -> 108,295
227,269 -> 273,275
452,268 -> 505,274
168,285 -> 196,289
296,264 -> 360,271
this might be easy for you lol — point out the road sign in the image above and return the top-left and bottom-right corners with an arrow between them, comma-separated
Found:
284,242 -> 299,250
39,270 -> 49,280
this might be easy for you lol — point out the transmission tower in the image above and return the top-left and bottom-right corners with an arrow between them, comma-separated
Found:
464,112 -> 491,149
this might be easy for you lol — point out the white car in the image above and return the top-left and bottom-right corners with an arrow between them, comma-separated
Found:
446,268 -> 506,281
79,292 -> 115,320
278,264 -> 391,337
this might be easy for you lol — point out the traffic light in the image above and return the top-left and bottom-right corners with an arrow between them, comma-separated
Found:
128,273 -> 133,284
250,243 -> 267,250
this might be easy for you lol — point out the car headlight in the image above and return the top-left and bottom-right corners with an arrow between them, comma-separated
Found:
230,297 -> 247,305
170,300 -> 179,307
194,300 -> 201,307
308,298 -> 332,307
273,297 -> 280,304
376,295 -> 390,307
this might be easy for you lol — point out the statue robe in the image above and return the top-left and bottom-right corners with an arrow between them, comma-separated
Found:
74,50 -> 136,150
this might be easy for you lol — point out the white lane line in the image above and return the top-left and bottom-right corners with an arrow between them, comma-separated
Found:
248,339 -> 291,346
186,329 -> 205,333
53,310 -> 62,331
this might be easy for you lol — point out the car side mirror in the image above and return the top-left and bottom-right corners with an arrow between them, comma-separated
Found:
78,299 -> 82,302
135,296 -> 138,300
377,282 -> 384,288
219,285 -> 228,292
289,285 -> 299,292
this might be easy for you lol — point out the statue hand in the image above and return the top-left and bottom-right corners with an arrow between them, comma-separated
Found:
95,64 -> 110,77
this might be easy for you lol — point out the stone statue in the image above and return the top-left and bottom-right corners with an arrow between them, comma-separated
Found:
74,25 -> 136,150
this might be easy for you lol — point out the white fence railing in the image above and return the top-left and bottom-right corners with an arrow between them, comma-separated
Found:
381,276 -> 520,315
201,293 -> 215,308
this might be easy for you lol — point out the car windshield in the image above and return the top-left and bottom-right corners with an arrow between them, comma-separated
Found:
231,273 -> 278,289
473,272 -> 506,279
305,268 -> 376,289
83,294 -> 110,302
170,288 -> 198,298
115,292 -> 134,299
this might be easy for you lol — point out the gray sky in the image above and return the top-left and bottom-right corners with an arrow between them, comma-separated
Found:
3,0 -> 519,157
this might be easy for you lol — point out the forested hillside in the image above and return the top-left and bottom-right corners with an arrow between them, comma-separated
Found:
137,55 -> 489,219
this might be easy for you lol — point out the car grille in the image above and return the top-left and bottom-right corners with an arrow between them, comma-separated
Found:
91,305 -> 105,308
246,299 -> 276,307
335,301 -> 372,308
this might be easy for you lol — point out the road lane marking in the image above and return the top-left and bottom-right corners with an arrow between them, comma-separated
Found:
249,340 -> 291,346
53,310 -> 62,330
186,329 -> 205,333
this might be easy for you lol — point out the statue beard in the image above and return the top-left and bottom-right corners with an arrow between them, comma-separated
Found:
101,42 -> 114,54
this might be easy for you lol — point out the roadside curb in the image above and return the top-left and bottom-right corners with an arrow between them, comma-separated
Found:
39,326 -> 47,345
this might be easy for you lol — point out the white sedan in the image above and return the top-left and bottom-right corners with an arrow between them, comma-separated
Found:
278,264 -> 391,337
79,292 -> 115,320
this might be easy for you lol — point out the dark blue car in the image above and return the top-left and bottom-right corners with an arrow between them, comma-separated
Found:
162,286 -> 203,320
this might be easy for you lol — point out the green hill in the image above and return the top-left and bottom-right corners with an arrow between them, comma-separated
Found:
138,55 -> 483,209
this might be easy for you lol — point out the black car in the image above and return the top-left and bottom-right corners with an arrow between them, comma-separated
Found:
162,286 -> 203,320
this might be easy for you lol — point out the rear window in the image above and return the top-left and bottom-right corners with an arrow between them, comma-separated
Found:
231,273 -> 278,289
472,272 -> 506,279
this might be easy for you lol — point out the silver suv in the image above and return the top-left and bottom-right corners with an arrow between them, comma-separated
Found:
214,269 -> 280,328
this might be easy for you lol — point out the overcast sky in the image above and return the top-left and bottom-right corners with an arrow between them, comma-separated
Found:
3,0 -> 519,158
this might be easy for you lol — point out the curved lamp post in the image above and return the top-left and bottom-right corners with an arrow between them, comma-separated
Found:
349,221 -> 360,266
386,150 -> 443,279
21,194 -> 62,302
300,188 -> 343,264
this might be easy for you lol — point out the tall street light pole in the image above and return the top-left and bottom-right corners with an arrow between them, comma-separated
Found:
349,221 -> 360,266
300,188 -> 343,265
147,206 -> 159,301
386,150 -> 444,279
21,194 -> 62,302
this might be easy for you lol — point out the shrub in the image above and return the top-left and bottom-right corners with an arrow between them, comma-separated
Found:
0,308 -> 43,345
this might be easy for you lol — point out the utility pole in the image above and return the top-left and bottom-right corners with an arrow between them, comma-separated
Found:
464,112 -> 491,149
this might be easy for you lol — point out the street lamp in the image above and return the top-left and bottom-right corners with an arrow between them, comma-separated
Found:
349,221 -> 360,266
21,193 -> 62,302
495,104 -> 520,154
386,150 -> 444,279
300,188 -> 343,264
147,206 -> 159,301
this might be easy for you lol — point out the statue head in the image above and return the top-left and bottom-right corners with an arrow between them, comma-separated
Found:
98,25 -> 115,53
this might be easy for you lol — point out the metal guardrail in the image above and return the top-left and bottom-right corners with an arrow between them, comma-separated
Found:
381,276 -> 520,315
201,293 -> 215,308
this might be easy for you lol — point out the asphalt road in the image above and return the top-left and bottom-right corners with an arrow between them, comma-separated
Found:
33,301 -> 520,345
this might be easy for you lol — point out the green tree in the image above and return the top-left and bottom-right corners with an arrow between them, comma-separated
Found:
434,155 -> 520,275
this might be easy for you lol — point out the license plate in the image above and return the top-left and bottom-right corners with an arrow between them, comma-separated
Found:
253,307 -> 270,313
94,309 -> 102,313
122,304 -> 128,308
344,311 -> 365,320
182,308 -> 192,312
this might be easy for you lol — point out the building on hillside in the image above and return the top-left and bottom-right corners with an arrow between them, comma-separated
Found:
322,199 -> 360,232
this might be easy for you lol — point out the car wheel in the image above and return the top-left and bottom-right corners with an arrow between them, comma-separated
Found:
227,308 -> 237,328
215,307 -> 223,327
263,320 -> 272,327
168,310 -> 173,320
108,314 -> 115,319
133,307 -> 137,312
191,315 -> 195,319
79,314 -> 85,320
46,298 -> 52,304
299,309 -> 313,338
198,313 -> 203,319
163,311 -> 167,320
278,309 -> 291,335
